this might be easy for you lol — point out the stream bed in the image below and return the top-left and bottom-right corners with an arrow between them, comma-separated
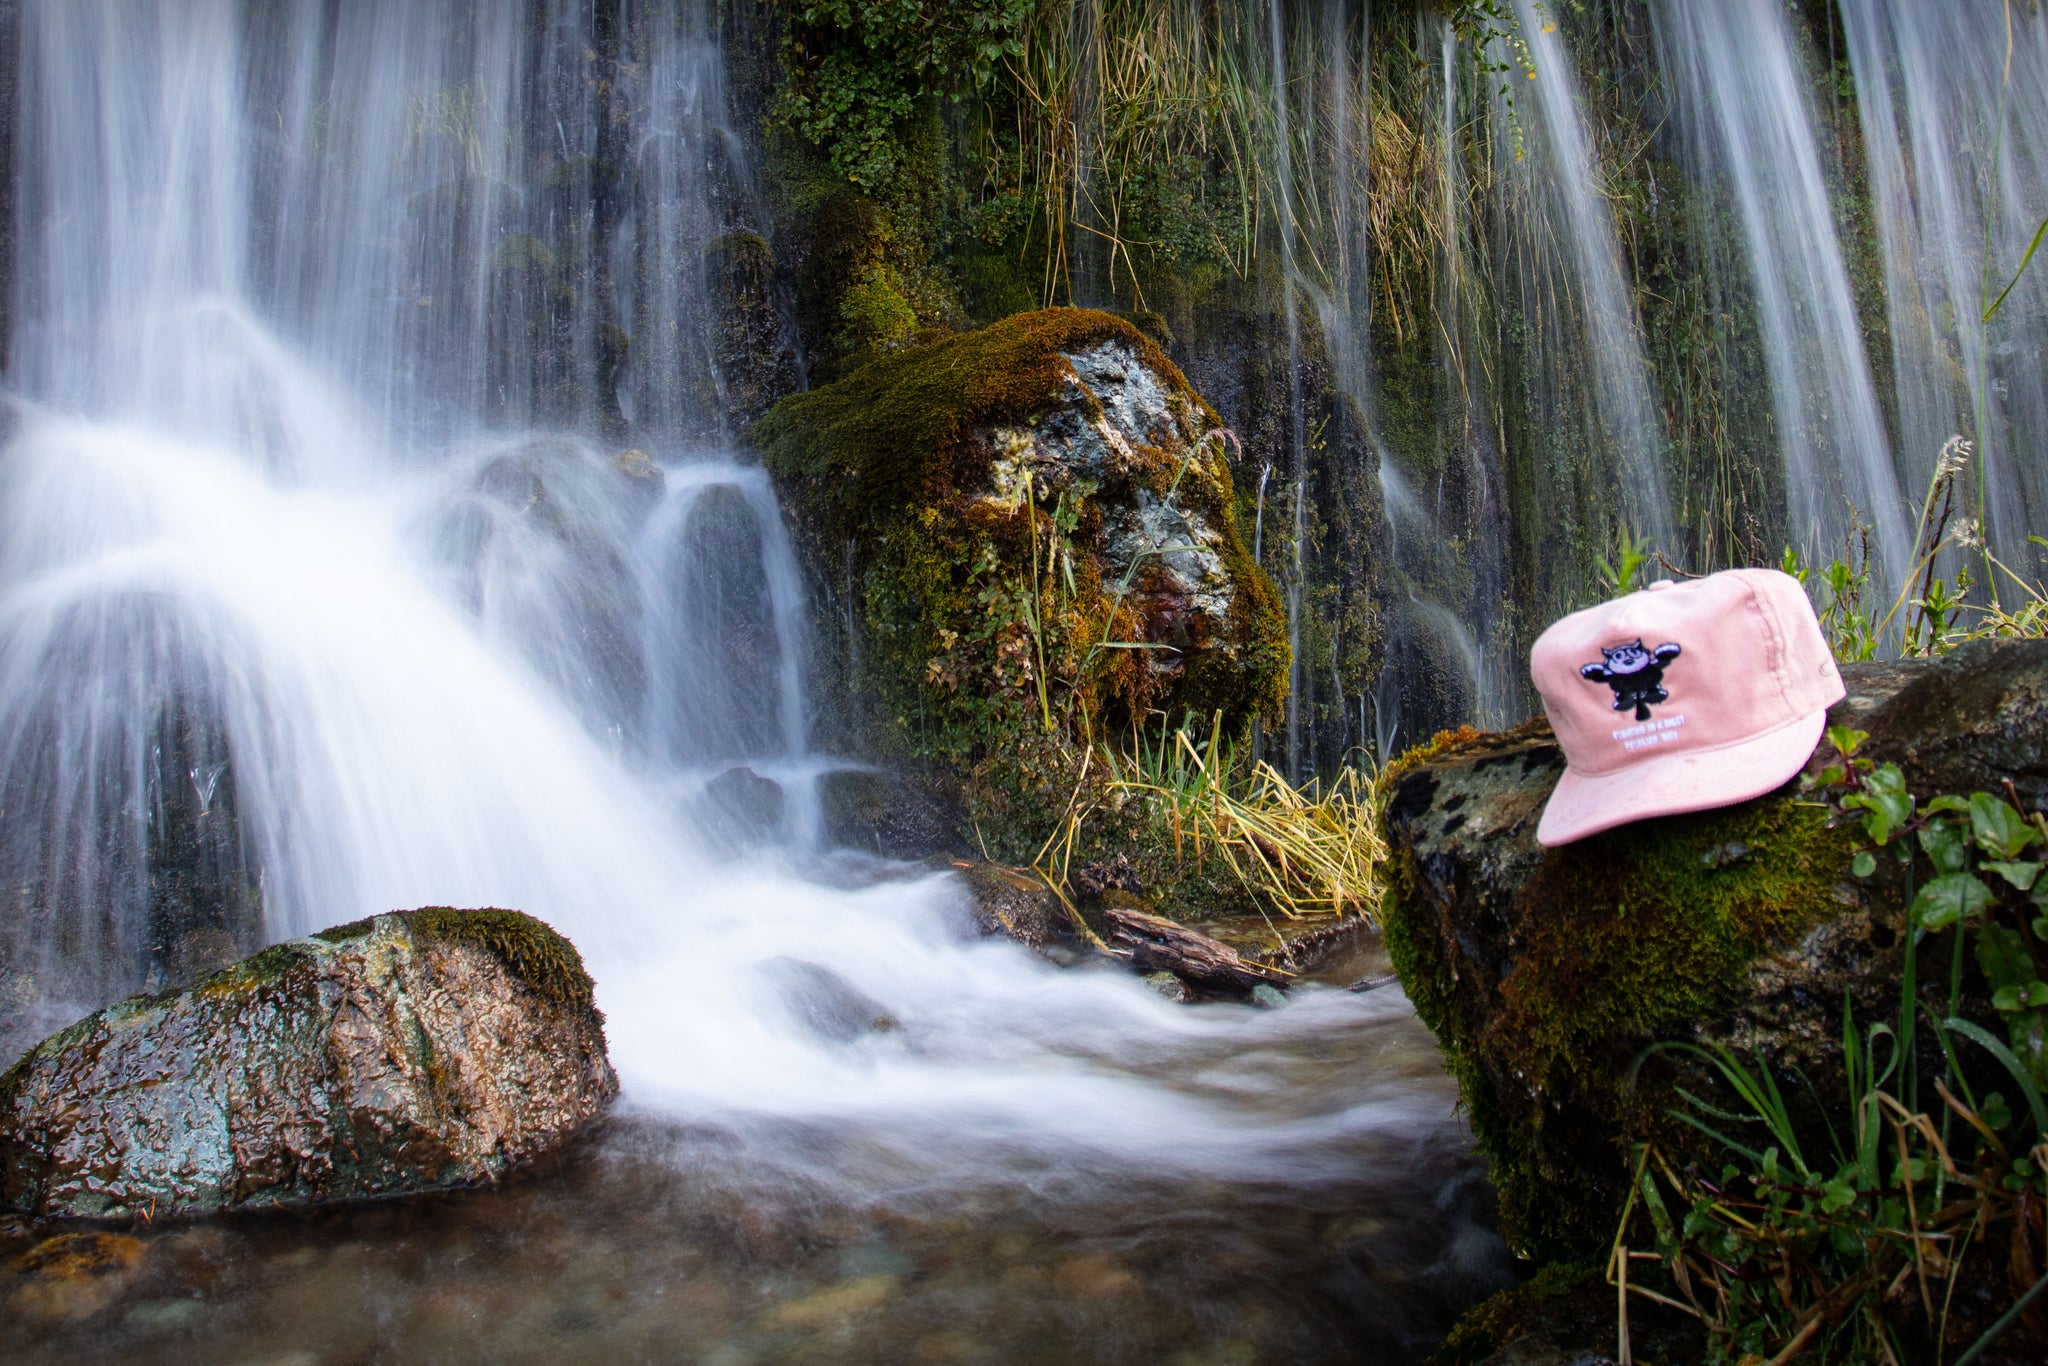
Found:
0,903 -> 1510,1366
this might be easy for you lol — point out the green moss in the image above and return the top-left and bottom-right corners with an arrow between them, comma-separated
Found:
954,251 -> 1038,324
1385,768 -> 1858,1260
838,274 -> 920,355
183,940 -> 320,1003
314,908 -> 595,1017
704,230 -> 773,275
756,307 -> 1287,852
757,308 -> 1176,544
1429,1264 -> 1597,1366
403,908 -> 597,1018
487,233 -> 557,276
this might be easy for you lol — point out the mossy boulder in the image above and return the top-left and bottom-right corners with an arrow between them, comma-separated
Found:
0,908 -> 615,1220
1383,641 -> 2048,1262
754,308 -> 1288,855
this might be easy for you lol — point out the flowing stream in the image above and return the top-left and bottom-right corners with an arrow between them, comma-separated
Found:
0,2 -> 1505,1360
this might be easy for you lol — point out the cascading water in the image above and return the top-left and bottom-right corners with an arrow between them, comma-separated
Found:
1652,0 -> 1912,584
0,2 -> 1498,1357
1265,0 -> 1311,784
1841,0 -> 2048,568
1501,0 -> 1672,552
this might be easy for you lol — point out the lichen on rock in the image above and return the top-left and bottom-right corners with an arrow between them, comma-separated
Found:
0,907 -> 615,1221
754,308 -> 1287,858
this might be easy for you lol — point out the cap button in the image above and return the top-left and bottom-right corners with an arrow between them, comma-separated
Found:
1646,578 -> 1676,592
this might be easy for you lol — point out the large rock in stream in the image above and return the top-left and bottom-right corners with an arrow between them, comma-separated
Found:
754,308 -> 1288,854
0,908 -> 615,1220
1383,639 -> 2048,1262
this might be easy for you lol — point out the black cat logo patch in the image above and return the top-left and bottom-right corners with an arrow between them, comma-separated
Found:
1580,639 -> 1681,721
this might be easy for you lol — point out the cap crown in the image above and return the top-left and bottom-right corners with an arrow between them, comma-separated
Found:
1531,569 -> 1841,778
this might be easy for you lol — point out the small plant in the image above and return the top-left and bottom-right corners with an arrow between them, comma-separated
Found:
1610,732 -> 2048,1363
1596,524 -> 1657,598
1783,436 -> 2048,659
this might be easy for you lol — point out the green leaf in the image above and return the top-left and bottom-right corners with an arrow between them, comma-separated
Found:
1818,765 -> 1847,788
1984,210 -> 2048,321
2026,983 -> 2048,1009
1912,872 -> 1994,930
1979,924 -> 2036,992
1919,818 -> 1971,875
1826,725 -> 1868,757
1820,1178 -> 1856,1212
1984,1092 -> 2014,1132
1847,765 -> 1914,843
1985,860 -> 2043,891
1851,851 -> 1877,878
1972,792 -> 2041,860
1946,1017 -> 2048,1135
1996,985 -> 2026,1012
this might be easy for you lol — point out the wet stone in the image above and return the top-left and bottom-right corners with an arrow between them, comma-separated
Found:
0,908 -> 616,1220
1383,640 -> 2048,1260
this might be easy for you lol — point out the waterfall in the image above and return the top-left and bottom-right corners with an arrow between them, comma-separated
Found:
1504,0 -> 1673,552
0,0 -> 1455,1204
1652,0 -> 1912,586
1841,0 -> 2048,568
1266,0 -> 1311,783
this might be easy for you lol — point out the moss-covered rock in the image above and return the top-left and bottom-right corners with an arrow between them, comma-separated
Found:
755,308 -> 1288,857
0,908 -> 615,1221
1382,641 -> 2048,1262
704,231 -> 800,431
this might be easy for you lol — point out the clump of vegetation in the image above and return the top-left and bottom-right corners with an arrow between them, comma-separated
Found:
1609,731 -> 2048,1364
1028,712 -> 1384,933
774,1 -> 1029,192
1782,437 -> 2048,662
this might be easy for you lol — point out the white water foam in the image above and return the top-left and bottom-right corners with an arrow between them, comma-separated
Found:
0,0 -> 1454,1198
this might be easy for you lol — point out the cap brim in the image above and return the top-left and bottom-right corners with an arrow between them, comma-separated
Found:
1535,706 -> 1827,847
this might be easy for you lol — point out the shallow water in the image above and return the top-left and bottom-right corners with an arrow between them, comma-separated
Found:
1,911 -> 1506,1366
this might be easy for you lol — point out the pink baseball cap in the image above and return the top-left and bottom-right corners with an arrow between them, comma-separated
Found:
1530,568 -> 1844,847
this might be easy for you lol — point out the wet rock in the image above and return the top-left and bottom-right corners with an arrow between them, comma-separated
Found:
610,448 -> 666,515
700,765 -> 786,847
4,1230 -> 147,1323
1431,1263 -> 1688,1366
762,957 -> 899,1043
0,908 -> 616,1220
954,861 -> 1062,950
756,310 -> 1287,838
459,439 -> 646,731
705,231 -> 799,432
1073,854 -> 1143,900
1383,640 -> 2048,1260
1141,971 -> 1194,1003
818,768 -> 968,860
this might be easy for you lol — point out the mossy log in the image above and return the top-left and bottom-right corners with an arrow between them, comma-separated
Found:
1382,640 -> 2048,1262
0,908 -> 615,1221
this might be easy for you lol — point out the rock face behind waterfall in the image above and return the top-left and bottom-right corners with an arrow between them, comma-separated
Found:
1382,640 -> 2048,1262
754,309 -> 1287,851
0,909 -> 615,1220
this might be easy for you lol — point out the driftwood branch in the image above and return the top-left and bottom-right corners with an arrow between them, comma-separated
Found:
1092,902 -> 1290,992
